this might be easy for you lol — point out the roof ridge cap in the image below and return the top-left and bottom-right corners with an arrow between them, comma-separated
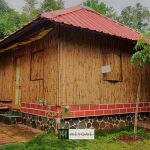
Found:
54,6 -> 83,18
41,6 -> 83,19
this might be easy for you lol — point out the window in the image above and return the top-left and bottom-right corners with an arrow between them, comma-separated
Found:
30,50 -> 44,80
102,51 -> 122,82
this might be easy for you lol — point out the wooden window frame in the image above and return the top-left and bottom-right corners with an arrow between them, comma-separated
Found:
30,49 -> 44,81
103,51 -> 122,82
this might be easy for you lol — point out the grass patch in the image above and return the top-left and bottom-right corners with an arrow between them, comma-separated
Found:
0,127 -> 150,150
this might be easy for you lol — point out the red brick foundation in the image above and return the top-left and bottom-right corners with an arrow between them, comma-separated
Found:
20,102 -> 150,118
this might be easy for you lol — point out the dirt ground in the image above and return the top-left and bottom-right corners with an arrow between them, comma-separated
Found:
0,123 -> 42,145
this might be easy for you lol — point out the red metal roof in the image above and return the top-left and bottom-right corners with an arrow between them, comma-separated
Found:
41,6 -> 140,41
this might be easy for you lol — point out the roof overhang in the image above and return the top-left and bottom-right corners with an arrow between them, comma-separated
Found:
1,5 -> 150,53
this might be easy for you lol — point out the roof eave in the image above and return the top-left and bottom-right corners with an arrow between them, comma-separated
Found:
0,17 -> 46,48
41,16 -> 138,43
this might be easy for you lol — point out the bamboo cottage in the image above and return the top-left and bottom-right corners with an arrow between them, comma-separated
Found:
0,6 -> 150,130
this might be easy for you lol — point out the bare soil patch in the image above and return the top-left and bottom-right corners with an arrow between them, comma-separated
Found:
0,123 -> 42,145
119,136 -> 136,145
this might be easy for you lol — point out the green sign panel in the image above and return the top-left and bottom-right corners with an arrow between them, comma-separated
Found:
58,129 -> 69,139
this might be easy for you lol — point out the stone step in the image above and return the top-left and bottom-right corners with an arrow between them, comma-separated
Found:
0,114 -> 22,125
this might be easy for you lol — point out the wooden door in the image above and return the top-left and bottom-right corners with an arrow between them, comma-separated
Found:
14,57 -> 22,109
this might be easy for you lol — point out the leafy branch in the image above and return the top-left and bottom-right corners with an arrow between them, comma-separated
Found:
131,37 -> 150,67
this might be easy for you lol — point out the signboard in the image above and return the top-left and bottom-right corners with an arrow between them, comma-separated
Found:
58,129 -> 95,140
69,129 -> 94,140
101,65 -> 111,74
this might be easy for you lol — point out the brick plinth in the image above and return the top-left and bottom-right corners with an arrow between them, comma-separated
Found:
20,102 -> 150,118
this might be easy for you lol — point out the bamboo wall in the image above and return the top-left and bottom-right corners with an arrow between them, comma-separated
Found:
21,28 -> 59,105
58,27 -> 150,105
0,52 -> 13,101
0,28 -> 59,105
0,25 -> 150,106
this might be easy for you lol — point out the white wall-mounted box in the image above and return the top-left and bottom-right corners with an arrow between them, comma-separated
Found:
101,65 -> 111,74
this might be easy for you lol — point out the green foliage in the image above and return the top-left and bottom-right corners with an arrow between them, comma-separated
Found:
0,0 -> 64,40
41,0 -> 64,12
0,0 -> 10,15
116,3 -> 150,32
120,128 -> 150,138
0,144 -> 25,150
102,133 -> 117,142
84,0 -> 117,19
131,37 -> 150,67
23,0 -> 37,13
145,32 -> 150,37
22,0 -> 40,21
137,128 -> 145,137
0,1 -> 31,39
61,107 -> 70,116
0,9 -> 24,39
120,130 -> 134,136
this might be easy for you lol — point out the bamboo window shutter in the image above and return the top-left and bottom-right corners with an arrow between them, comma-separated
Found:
102,41 -> 122,82
30,50 -> 44,81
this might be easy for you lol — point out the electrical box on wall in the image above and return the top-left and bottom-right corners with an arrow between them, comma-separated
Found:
101,65 -> 111,74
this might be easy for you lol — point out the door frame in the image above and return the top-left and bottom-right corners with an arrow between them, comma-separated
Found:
13,55 -> 22,109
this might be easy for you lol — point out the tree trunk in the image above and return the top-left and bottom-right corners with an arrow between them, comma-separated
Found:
134,70 -> 142,140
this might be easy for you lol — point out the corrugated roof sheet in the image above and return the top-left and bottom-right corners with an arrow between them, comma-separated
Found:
41,6 -> 140,41
1,6 -> 150,49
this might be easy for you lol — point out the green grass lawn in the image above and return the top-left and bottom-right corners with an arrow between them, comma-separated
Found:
0,127 -> 150,150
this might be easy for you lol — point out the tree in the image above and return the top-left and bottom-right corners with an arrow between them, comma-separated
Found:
0,0 -> 64,39
0,9 -> 23,39
0,1 -> 24,39
23,0 -> 37,15
41,0 -> 64,12
0,1 -> 21,39
117,3 -> 150,33
0,0 -> 10,15
84,0 -> 117,19
22,0 -> 40,20
131,37 -> 150,140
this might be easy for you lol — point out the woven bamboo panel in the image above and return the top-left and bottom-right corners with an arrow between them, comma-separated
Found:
0,28 -> 59,105
20,28 -> 59,105
0,52 -> 13,101
58,27 -> 150,105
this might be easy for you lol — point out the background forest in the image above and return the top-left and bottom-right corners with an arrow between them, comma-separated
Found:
0,0 -> 150,40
